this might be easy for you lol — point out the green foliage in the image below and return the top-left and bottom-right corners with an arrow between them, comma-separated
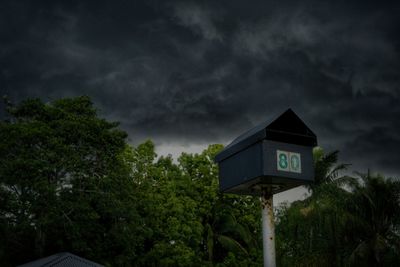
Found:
1,96 -> 399,266
134,143 -> 262,266
276,150 -> 400,267
0,97 -> 263,266
346,172 -> 400,266
0,97 -> 139,266
309,147 -> 351,192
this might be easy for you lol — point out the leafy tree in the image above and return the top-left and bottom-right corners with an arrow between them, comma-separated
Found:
178,145 -> 261,266
0,97 -> 264,266
133,143 -> 262,266
0,97 -> 141,266
4,96 -> 399,267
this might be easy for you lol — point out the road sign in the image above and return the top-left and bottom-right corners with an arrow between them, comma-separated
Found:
214,109 -> 318,267
276,150 -> 301,173
215,109 -> 317,195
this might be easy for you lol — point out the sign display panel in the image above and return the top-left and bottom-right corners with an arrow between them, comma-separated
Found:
215,108 -> 316,195
276,150 -> 301,173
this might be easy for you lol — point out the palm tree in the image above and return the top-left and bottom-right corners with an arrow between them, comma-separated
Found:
204,194 -> 259,263
309,147 -> 352,193
346,171 -> 400,266
278,150 -> 400,266
277,148 -> 354,266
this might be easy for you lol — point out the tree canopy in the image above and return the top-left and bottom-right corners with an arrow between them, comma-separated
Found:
1,96 -> 399,266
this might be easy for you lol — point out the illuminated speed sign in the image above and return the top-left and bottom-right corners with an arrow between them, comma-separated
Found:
276,150 -> 301,173
215,108 -> 316,195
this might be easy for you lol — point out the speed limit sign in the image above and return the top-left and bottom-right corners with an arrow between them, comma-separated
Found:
276,150 -> 301,173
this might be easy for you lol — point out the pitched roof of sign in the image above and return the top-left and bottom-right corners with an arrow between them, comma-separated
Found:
215,108 -> 317,162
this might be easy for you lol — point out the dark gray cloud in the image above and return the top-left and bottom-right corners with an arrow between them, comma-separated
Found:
1,0 -> 400,176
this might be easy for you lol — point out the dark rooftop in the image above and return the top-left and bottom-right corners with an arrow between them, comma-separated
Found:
17,252 -> 104,267
215,108 -> 317,162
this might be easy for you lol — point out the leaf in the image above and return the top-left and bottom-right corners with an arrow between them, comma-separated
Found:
217,235 -> 248,255
206,224 -> 214,261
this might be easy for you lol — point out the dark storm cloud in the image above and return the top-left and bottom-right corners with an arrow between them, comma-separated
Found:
1,0 -> 400,175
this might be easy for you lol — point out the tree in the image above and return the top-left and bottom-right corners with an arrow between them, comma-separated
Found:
276,149 -> 400,267
134,143 -> 262,266
177,145 -> 261,266
308,147 -> 351,192
276,148 -> 353,266
346,171 -> 400,266
0,97 -> 264,266
0,97 -> 141,266
6,96 -> 399,266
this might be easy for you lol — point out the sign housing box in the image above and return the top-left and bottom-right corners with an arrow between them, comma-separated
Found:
215,109 -> 317,195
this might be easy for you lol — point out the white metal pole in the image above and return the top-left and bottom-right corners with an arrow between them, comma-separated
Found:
261,188 -> 276,267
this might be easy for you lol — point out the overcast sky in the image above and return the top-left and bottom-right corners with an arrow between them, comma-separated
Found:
1,0 -> 400,181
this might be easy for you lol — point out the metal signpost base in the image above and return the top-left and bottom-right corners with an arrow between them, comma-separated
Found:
261,188 -> 276,267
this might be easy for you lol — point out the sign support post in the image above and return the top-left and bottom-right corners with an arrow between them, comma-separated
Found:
261,187 -> 276,267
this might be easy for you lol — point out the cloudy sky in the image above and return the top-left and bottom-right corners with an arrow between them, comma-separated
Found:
1,0 -> 400,182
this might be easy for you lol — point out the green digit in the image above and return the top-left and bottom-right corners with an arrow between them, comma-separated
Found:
291,155 -> 299,171
279,153 -> 288,169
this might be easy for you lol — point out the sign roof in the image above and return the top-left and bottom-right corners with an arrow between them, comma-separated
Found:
215,109 -> 317,162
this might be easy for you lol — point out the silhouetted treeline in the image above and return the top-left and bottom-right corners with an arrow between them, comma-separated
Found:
0,97 -> 399,266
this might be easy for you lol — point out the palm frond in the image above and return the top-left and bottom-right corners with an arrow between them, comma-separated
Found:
332,175 -> 358,189
217,213 -> 237,234
349,240 -> 370,264
326,163 -> 351,181
217,235 -> 248,255
206,223 -> 214,261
